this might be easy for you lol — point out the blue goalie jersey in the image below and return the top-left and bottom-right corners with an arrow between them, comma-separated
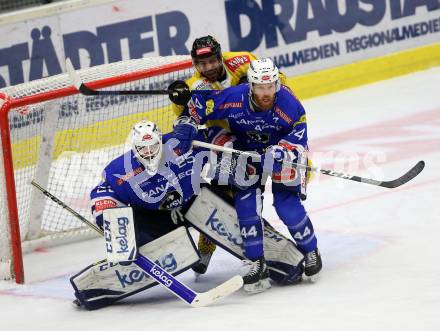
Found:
90,132 -> 210,227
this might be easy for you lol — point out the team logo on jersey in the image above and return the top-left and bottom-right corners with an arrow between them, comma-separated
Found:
159,190 -> 183,210
247,131 -> 270,144
224,55 -> 251,73
192,79 -> 212,90
205,99 -> 215,116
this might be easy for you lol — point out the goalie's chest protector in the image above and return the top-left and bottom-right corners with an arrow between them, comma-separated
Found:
106,152 -> 198,210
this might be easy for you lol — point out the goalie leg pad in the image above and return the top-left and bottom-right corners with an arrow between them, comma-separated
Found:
70,227 -> 199,310
185,187 -> 305,284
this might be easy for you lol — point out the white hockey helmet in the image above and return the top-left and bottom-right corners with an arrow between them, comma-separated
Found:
247,58 -> 280,92
131,120 -> 163,174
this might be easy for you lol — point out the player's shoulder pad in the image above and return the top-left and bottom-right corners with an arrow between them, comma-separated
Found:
277,85 -> 303,110
274,87 -> 305,125
279,84 -> 300,101
223,51 -> 255,73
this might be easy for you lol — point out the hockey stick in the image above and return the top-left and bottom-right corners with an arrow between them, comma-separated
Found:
30,180 -> 243,307
192,140 -> 425,189
66,58 -> 177,96
65,59 -> 209,105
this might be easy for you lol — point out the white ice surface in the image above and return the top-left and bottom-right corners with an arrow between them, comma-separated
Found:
1,68 -> 439,331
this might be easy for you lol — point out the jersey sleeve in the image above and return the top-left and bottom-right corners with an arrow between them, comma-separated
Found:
277,96 -> 308,152
90,173 -> 127,228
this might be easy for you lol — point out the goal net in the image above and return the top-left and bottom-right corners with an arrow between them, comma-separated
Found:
0,55 -> 193,283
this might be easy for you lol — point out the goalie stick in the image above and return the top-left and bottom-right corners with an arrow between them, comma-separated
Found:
192,140 -> 425,189
30,180 -> 243,308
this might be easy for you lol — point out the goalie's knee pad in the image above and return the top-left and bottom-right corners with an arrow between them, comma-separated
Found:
70,227 -> 199,310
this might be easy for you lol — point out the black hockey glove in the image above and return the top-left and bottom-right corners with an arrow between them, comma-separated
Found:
168,80 -> 191,105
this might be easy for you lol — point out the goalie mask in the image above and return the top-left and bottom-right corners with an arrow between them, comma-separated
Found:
131,121 -> 163,174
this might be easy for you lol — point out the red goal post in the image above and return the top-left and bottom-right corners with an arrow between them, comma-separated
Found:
0,56 -> 193,284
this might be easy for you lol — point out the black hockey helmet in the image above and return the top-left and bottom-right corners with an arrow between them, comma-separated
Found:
191,35 -> 222,61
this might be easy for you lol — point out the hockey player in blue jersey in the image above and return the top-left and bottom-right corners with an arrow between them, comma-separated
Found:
176,58 -> 322,293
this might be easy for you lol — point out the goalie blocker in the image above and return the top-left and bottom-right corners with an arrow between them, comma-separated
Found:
103,207 -> 138,263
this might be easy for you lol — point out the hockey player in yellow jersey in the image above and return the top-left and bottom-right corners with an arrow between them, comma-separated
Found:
171,35 -> 287,119
171,36 -> 287,276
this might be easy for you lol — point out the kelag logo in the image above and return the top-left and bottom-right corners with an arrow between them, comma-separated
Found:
225,0 -> 440,51
113,253 -> 178,288
205,209 -> 242,246
0,11 -> 190,88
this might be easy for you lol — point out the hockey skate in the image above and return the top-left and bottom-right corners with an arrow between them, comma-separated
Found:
243,257 -> 271,294
192,234 -> 216,276
304,248 -> 322,282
